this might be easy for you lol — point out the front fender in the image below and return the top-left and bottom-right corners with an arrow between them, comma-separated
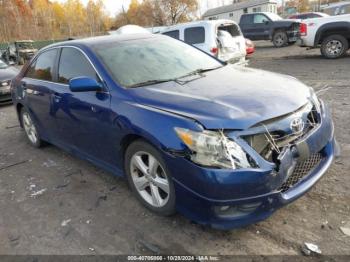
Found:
112,100 -> 202,153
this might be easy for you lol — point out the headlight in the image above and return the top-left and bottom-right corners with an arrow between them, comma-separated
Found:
1,80 -> 9,87
174,127 -> 254,169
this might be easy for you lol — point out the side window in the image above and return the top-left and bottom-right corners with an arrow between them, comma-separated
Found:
240,15 -> 252,24
253,14 -> 269,24
58,47 -> 98,84
163,30 -> 180,40
25,49 -> 57,81
184,27 -> 205,45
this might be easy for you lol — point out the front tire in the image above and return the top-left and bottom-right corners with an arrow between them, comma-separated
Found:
124,140 -> 176,216
20,108 -> 44,148
273,30 -> 288,48
321,34 -> 348,59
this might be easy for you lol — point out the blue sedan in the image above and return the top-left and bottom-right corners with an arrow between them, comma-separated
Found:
11,34 -> 338,229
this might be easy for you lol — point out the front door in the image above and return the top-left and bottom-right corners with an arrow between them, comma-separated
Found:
51,47 -> 115,165
251,14 -> 271,40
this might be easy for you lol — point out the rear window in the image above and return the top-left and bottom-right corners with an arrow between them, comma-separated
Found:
163,30 -> 180,40
184,27 -> 205,45
218,24 -> 241,37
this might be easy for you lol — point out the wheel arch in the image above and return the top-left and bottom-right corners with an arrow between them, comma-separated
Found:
118,132 -> 168,171
270,28 -> 286,38
314,22 -> 350,46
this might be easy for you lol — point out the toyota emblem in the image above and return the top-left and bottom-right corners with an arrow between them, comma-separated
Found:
290,117 -> 305,134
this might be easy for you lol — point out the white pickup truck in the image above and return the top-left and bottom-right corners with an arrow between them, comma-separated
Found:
298,14 -> 350,58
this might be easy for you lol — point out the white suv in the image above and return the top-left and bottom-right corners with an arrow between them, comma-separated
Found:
161,20 -> 247,65
298,14 -> 350,58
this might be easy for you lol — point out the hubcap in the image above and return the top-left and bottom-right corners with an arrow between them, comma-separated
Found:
326,40 -> 343,56
22,112 -> 38,144
130,151 -> 170,208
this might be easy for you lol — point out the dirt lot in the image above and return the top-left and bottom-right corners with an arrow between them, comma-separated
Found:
0,42 -> 349,256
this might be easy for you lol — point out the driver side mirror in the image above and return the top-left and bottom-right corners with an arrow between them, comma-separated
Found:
69,77 -> 102,92
264,20 -> 269,25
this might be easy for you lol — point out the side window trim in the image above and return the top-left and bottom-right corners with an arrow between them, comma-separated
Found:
57,46 -> 110,94
25,46 -> 105,89
56,46 -> 104,86
23,48 -> 59,82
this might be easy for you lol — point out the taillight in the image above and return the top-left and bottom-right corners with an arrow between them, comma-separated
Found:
300,23 -> 307,36
210,47 -> 218,56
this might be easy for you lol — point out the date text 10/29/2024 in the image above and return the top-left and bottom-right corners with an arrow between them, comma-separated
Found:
127,256 -> 220,261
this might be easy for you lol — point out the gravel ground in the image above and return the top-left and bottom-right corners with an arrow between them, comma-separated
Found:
0,42 -> 349,256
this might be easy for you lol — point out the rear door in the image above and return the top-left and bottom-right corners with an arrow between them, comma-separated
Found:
20,48 -> 60,141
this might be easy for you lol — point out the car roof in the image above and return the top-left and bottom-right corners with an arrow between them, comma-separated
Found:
43,33 -> 160,50
161,19 -> 238,32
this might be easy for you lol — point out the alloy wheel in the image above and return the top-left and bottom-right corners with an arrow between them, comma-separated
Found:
22,112 -> 38,144
273,32 -> 287,47
325,40 -> 343,56
130,151 -> 170,208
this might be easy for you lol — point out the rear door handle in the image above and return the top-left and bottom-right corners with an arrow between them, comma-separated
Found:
53,93 -> 62,103
21,82 -> 27,90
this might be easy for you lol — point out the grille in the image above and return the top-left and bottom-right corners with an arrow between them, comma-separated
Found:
279,153 -> 323,193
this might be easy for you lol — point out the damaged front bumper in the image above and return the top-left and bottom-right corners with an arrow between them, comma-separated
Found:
164,102 -> 338,229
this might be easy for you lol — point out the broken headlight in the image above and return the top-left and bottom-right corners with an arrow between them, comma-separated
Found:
174,127 -> 253,169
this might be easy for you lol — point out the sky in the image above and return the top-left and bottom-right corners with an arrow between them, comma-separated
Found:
58,0 -> 234,17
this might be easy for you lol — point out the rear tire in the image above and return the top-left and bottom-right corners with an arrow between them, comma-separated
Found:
20,107 -> 44,148
273,30 -> 288,48
321,34 -> 348,59
124,140 -> 176,216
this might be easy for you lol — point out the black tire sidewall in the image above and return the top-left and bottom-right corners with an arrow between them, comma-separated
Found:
321,35 -> 348,59
124,139 -> 176,216
20,107 -> 42,148
273,31 -> 288,48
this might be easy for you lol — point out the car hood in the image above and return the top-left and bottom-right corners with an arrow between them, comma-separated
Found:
128,66 -> 311,130
0,66 -> 19,81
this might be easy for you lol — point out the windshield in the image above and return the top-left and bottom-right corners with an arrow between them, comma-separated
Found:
94,36 -> 223,87
0,59 -> 8,69
17,42 -> 34,49
266,13 -> 283,21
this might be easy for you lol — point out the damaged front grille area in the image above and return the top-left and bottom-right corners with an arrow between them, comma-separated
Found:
243,103 -> 320,163
279,153 -> 323,192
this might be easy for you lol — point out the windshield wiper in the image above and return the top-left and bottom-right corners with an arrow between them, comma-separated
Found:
127,78 -> 176,88
178,66 -> 224,79
127,66 -> 224,88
